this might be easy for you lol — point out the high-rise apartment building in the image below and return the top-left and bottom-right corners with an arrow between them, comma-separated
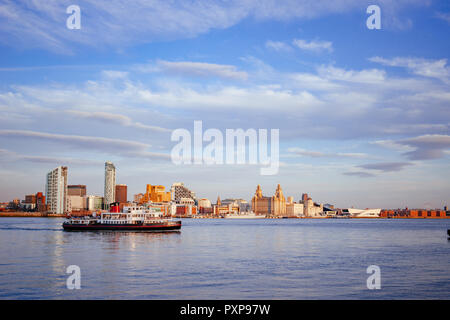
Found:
46,166 -> 68,214
115,184 -> 127,203
104,161 -> 116,210
170,182 -> 196,203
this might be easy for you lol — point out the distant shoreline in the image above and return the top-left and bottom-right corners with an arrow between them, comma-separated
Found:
0,212 -> 448,219
0,212 -> 65,218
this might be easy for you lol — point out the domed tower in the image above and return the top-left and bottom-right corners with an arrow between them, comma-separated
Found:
271,184 -> 286,216
251,185 -> 271,215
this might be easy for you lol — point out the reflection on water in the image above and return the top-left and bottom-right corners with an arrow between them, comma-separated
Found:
0,217 -> 449,299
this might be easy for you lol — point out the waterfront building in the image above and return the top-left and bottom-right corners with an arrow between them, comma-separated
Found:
271,184 -> 286,216
214,203 -> 240,216
24,194 -> 36,204
298,194 -> 324,217
380,209 -> 446,218
68,195 -> 86,212
36,192 -> 46,212
104,161 -> 116,210
198,198 -> 213,215
221,198 -> 251,213
286,202 -> 304,217
170,182 -> 196,203
175,204 -> 197,217
133,193 -> 144,203
46,166 -> 68,214
251,184 -> 287,216
68,185 -> 86,197
251,185 -> 271,215
86,195 -> 104,211
115,184 -> 127,203
198,198 -> 212,208
137,185 -> 171,204
342,208 -> 381,217
304,198 -> 323,217
179,197 -> 195,205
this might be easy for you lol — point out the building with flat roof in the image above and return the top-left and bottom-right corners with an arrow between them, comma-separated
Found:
137,185 -> 171,204
86,195 -> 103,211
115,184 -> 127,203
46,166 -> 68,214
68,185 -> 86,197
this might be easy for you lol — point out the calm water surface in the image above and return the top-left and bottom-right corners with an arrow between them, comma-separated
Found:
0,217 -> 449,299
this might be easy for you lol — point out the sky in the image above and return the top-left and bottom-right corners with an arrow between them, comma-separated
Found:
0,0 -> 449,209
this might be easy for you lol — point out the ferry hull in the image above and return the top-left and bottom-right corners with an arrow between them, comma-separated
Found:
63,221 -> 181,231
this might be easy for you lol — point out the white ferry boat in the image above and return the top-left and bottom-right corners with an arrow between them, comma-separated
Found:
63,203 -> 181,231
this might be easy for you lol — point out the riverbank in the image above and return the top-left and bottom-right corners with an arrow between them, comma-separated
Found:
0,212 -> 65,218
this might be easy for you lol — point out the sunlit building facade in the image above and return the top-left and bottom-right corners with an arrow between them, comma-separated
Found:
46,166 -> 68,214
104,161 -> 116,210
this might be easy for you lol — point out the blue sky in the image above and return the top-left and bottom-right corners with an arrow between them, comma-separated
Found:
0,0 -> 449,209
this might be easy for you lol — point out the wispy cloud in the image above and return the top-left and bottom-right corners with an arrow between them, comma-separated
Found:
369,56 -> 450,83
0,0 -> 431,53
155,60 -> 248,80
0,129 -> 172,161
399,134 -> 450,160
358,162 -> 413,172
265,40 -> 292,52
373,135 -> 450,160
0,148 -> 102,166
342,171 -> 375,178
66,110 -> 171,133
287,148 -> 369,159
435,11 -> 450,24
292,39 -> 333,53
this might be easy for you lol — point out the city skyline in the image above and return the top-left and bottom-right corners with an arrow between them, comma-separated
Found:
0,1 -> 449,209
3,161 -> 448,211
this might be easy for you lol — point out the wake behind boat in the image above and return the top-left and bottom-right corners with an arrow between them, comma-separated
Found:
63,203 -> 181,231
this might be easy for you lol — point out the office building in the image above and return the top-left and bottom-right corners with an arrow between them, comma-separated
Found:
137,185 -> 171,204
115,184 -> 127,203
68,185 -> 86,197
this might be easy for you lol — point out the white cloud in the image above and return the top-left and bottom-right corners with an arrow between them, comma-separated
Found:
287,148 -> 369,159
155,60 -> 248,80
265,40 -> 292,52
66,110 -> 171,133
0,0 -> 429,52
399,134 -> 450,160
0,129 -> 151,153
292,39 -> 333,53
0,148 -> 102,166
372,135 -> 450,161
317,65 -> 386,83
358,162 -> 413,172
435,12 -> 450,24
369,57 -> 450,83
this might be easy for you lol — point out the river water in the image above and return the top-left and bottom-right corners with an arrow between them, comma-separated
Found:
0,217 -> 449,299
